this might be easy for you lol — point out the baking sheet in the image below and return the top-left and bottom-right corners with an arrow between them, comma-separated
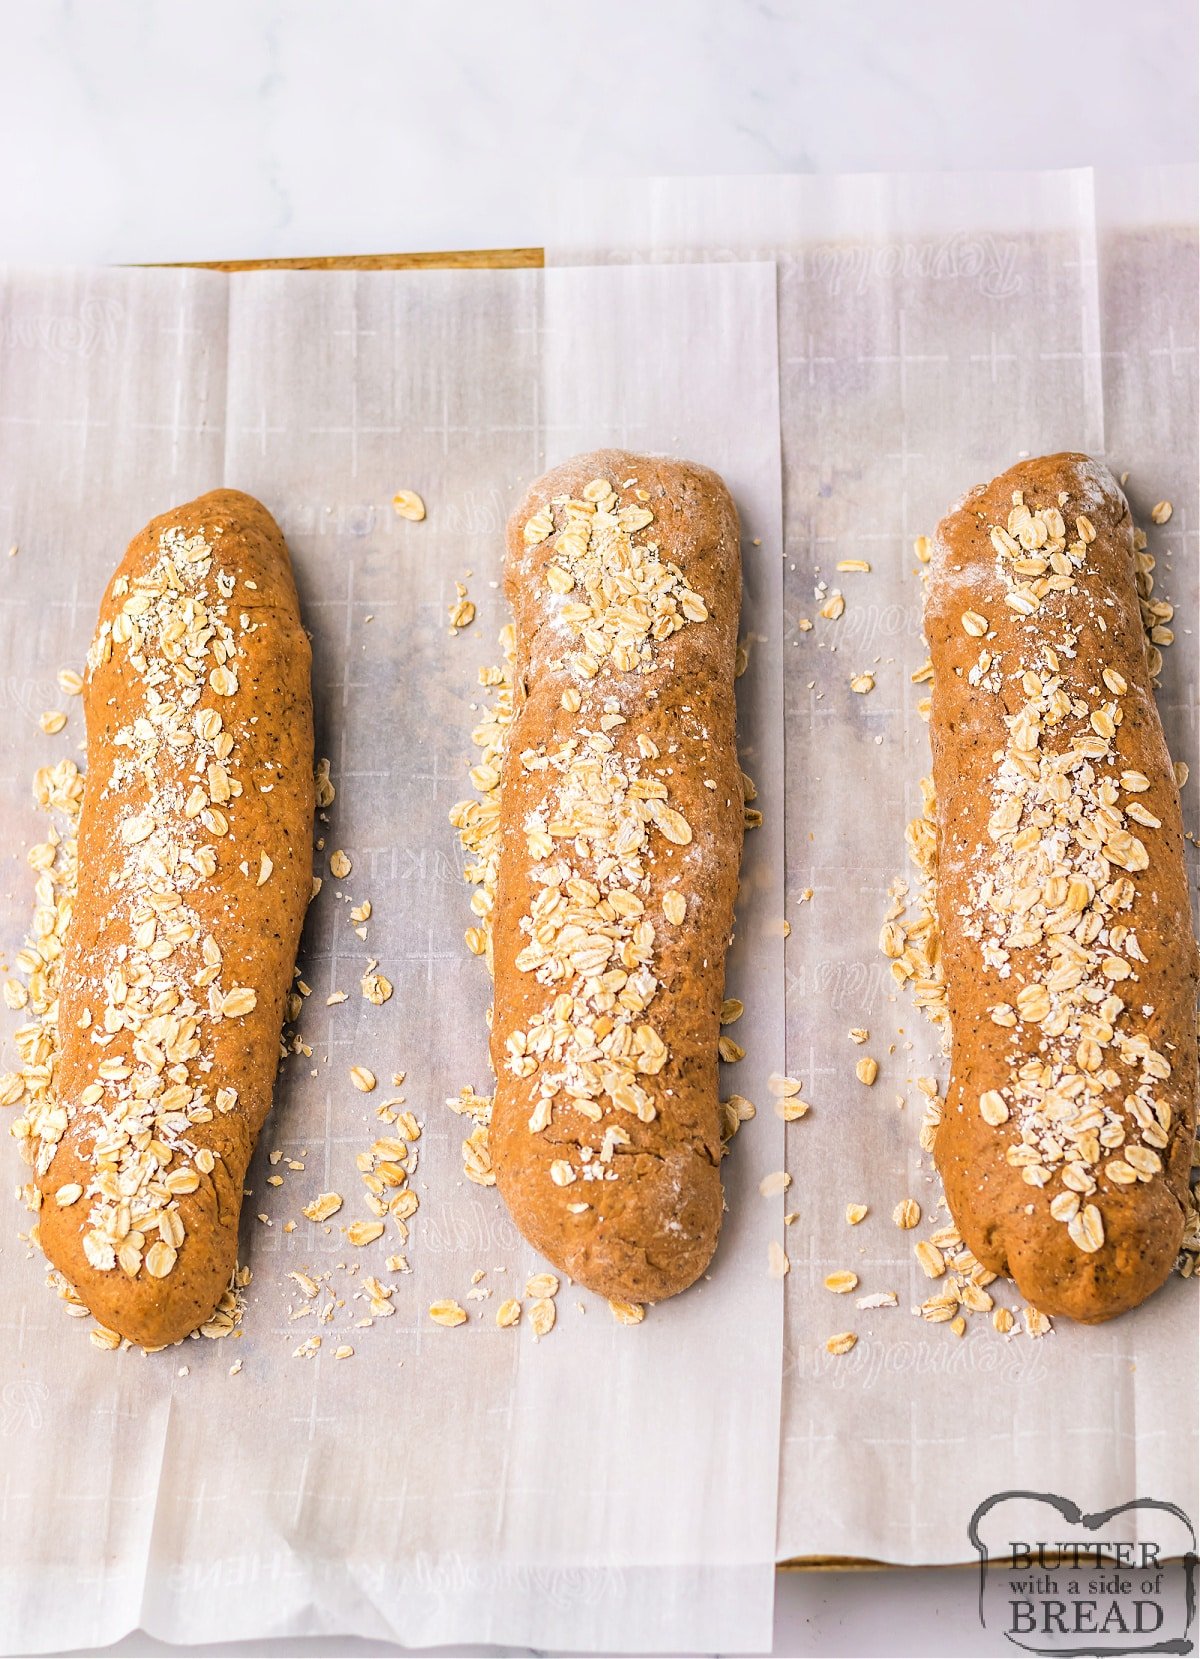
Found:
548,165 -> 1200,1566
0,260 -> 785,1655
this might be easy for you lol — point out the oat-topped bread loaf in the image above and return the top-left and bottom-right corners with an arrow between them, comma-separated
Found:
21,490 -> 314,1348
927,453 -> 1197,1322
488,451 -> 744,1303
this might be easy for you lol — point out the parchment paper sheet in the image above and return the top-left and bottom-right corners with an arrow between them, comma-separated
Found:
549,166 -> 1200,1566
0,261 -> 785,1654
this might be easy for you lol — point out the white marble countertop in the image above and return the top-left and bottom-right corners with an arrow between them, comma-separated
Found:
1,3 -> 1196,1656
0,0 -> 1195,264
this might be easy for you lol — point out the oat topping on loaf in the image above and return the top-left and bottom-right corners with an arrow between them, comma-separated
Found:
935,469 -> 1183,1263
17,525 -> 267,1280
506,477 -> 709,1161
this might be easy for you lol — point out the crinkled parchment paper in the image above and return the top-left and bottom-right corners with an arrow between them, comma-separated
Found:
549,165 -> 1199,1566
0,260 -> 785,1654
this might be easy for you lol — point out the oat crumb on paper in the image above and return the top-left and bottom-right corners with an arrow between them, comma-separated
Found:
448,580 -> 475,634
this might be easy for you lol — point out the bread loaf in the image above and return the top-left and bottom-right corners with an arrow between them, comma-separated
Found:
26,490 -> 314,1348
488,451 -> 744,1303
926,453 -> 1197,1321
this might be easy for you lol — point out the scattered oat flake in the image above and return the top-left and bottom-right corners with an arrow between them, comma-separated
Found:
775,1097 -> 811,1122
759,1170 -> 792,1198
609,1299 -> 645,1325
329,849 -> 352,879
429,1300 -> 468,1328
525,1272 -> 559,1299
826,1331 -> 858,1356
303,1191 -> 343,1223
845,1203 -> 868,1225
893,1199 -> 921,1230
824,1270 -> 858,1294
347,1220 -> 384,1247
496,1299 -> 522,1327
39,710 -> 67,735
850,672 -> 875,695
767,1240 -> 791,1278
1150,500 -> 1173,524
349,1065 -> 376,1093
528,1298 -> 556,1337
855,1056 -> 879,1086
392,490 -> 426,521
857,1292 -> 898,1310
334,1344 -> 354,1360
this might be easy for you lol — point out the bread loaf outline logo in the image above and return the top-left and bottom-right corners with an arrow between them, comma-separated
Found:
969,1491 -> 1197,1656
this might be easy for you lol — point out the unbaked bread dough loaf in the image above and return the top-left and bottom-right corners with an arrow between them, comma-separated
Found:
926,453 -> 1197,1322
27,490 -> 314,1348
489,451 -> 744,1303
